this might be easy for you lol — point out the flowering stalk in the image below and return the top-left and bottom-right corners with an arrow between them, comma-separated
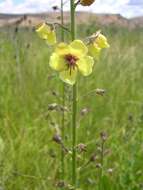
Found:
35,1 -> 110,188
60,0 -> 65,185
61,0 -> 64,41
70,0 -> 77,188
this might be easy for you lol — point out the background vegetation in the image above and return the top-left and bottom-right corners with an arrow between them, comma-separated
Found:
0,24 -> 143,190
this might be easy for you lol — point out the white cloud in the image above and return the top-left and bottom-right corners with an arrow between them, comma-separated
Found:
0,0 -> 57,13
129,0 -> 143,5
0,0 -> 14,12
76,0 -> 143,18
120,5 -> 143,18
0,0 -> 143,18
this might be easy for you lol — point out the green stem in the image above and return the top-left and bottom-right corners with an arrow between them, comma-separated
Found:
61,0 -> 65,186
70,0 -> 75,40
61,0 -> 64,41
61,84 -> 65,186
72,84 -> 77,188
70,0 -> 77,188
61,84 -> 65,183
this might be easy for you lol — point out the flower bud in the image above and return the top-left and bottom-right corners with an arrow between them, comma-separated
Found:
80,0 -> 95,6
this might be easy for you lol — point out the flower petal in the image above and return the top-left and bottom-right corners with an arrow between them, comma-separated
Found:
59,69 -> 77,85
95,34 -> 110,49
77,56 -> 94,76
88,43 -> 101,59
55,43 -> 70,55
36,23 -> 56,45
36,23 -> 50,39
45,30 -> 57,45
49,53 -> 66,71
70,40 -> 88,56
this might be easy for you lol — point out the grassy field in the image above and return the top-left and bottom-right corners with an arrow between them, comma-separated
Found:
0,24 -> 143,190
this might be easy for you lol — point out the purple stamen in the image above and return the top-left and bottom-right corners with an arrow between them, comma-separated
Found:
65,54 -> 79,75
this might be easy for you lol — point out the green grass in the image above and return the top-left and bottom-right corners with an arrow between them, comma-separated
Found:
0,25 -> 143,190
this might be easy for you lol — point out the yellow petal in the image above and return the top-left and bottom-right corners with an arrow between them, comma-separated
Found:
95,34 -> 110,49
88,43 -> 101,59
55,43 -> 70,55
36,23 -> 50,39
70,40 -> 88,56
49,53 -> 66,71
36,23 -> 56,45
77,56 -> 94,76
45,30 -> 57,45
59,69 -> 77,85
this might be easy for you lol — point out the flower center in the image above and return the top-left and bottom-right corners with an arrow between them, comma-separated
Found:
65,54 -> 79,74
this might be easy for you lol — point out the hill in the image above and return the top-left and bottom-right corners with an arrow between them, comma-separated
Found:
0,12 -> 143,29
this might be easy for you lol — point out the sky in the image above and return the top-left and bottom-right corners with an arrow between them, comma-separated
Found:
0,0 -> 143,18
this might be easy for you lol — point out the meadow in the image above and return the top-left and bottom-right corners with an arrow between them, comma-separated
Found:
0,24 -> 143,190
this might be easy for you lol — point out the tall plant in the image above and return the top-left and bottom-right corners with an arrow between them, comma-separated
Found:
36,0 -> 110,188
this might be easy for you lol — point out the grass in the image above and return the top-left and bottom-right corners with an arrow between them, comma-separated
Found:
0,24 -> 143,190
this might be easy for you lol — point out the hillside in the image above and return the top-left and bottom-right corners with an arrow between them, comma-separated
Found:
0,12 -> 143,29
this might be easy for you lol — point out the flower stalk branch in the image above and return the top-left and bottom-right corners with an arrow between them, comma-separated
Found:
45,22 -> 70,33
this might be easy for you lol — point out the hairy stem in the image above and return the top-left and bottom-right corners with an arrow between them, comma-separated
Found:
61,0 -> 64,41
61,0 -> 65,186
70,0 -> 77,188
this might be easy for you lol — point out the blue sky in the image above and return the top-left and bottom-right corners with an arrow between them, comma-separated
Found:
13,0 -> 24,4
0,0 -> 143,18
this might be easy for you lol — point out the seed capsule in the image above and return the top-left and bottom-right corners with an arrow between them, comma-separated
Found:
95,88 -> 106,96
56,181 -> 65,188
76,143 -> 87,153
100,132 -> 108,141
48,103 -> 58,111
52,134 -> 62,144
89,153 -> 97,162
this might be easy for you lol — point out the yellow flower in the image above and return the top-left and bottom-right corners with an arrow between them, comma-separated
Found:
49,40 -> 94,85
36,23 -> 56,45
88,43 -> 101,59
95,33 -> 110,49
80,0 -> 95,6
88,32 -> 109,58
